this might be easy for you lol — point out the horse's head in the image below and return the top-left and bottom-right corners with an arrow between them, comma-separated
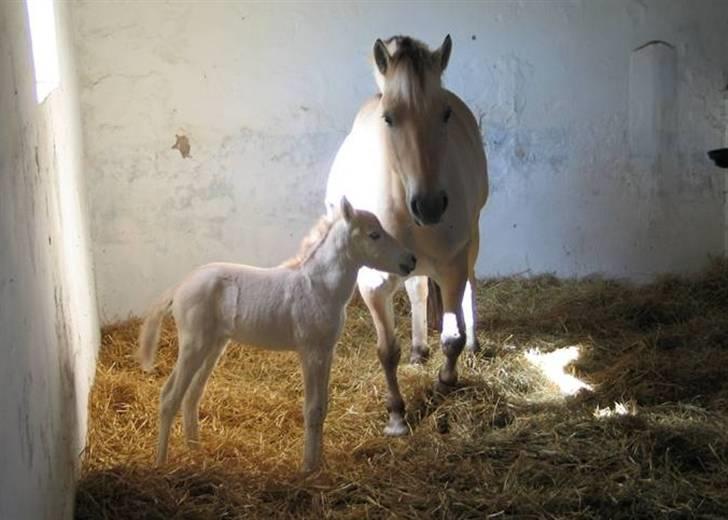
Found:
339,197 -> 416,276
373,35 -> 453,226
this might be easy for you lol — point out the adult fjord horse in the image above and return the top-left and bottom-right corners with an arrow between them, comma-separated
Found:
325,35 -> 488,435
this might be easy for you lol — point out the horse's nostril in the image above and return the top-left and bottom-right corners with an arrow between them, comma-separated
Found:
441,192 -> 448,213
410,255 -> 417,267
410,198 -> 421,219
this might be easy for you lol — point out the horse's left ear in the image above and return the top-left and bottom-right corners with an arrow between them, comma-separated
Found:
340,196 -> 354,223
435,34 -> 452,73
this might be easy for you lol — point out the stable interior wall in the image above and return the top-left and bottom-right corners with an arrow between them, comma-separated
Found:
0,1 -> 99,518
71,0 -> 728,321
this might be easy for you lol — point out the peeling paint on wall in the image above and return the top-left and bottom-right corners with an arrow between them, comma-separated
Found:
171,134 -> 191,158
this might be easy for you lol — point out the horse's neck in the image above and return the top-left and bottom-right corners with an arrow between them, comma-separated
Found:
300,227 -> 358,306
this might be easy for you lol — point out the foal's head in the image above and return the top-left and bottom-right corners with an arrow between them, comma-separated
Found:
372,35 -> 453,226
338,197 -> 416,276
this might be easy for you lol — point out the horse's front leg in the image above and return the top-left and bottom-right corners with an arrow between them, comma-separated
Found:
405,276 -> 429,364
463,228 -> 480,353
358,270 -> 408,436
436,255 -> 469,391
299,345 -> 333,473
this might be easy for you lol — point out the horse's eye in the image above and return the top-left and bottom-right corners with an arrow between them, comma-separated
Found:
383,113 -> 393,127
443,107 -> 453,123
368,231 -> 381,240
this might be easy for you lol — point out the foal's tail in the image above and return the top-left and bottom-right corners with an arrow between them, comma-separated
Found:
137,285 -> 176,372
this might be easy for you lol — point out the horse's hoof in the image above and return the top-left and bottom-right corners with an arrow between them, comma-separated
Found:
409,346 -> 430,365
435,374 -> 458,396
383,418 -> 409,436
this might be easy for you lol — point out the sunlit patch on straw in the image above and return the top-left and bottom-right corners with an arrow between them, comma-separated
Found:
594,401 -> 638,419
525,346 -> 592,396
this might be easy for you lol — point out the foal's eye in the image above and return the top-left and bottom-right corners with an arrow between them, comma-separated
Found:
443,106 -> 453,123
382,113 -> 394,127
368,231 -> 381,240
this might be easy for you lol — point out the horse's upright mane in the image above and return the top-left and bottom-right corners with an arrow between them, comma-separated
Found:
280,214 -> 338,269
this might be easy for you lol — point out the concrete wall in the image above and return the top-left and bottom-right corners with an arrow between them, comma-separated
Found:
0,1 -> 99,518
72,0 -> 728,321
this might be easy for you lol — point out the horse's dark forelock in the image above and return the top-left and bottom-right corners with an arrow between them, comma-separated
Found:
382,36 -> 439,108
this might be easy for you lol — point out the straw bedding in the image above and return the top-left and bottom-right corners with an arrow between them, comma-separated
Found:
76,260 -> 728,519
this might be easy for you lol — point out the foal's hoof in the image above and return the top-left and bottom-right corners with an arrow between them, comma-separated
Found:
383,417 -> 409,437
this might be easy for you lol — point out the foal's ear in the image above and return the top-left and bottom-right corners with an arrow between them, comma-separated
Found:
373,38 -> 390,75
340,196 -> 355,223
435,34 -> 452,73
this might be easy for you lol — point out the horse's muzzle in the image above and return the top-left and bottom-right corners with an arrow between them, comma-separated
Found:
399,254 -> 417,275
410,191 -> 448,225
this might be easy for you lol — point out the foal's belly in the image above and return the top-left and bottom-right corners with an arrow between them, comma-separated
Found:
229,322 -> 297,352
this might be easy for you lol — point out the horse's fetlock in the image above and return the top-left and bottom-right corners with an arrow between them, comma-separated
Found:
441,334 -> 465,358
410,343 -> 430,364
387,396 -> 406,416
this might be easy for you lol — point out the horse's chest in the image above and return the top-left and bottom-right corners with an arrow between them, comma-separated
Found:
384,210 -> 470,266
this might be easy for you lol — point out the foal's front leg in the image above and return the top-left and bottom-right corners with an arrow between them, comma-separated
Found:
299,345 -> 333,473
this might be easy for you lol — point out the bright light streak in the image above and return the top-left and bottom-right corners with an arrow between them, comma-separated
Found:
594,401 -> 637,419
26,0 -> 60,103
525,345 -> 593,396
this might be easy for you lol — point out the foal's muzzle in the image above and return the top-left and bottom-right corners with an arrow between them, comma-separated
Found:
410,190 -> 448,226
399,254 -> 417,276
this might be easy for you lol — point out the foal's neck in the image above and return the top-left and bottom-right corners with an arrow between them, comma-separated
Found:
299,224 -> 358,306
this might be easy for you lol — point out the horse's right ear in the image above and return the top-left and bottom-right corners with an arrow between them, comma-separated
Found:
340,196 -> 354,223
435,34 -> 452,73
373,39 -> 390,75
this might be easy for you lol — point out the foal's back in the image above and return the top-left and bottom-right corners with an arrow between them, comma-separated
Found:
173,262 -> 303,351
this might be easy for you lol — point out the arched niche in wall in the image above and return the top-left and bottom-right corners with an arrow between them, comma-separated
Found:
628,40 -> 677,163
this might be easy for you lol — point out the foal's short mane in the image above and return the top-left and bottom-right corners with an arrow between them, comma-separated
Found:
382,36 -> 441,110
280,214 -> 338,269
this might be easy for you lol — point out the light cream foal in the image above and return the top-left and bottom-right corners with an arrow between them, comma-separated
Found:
326,35 -> 488,436
137,197 -> 416,472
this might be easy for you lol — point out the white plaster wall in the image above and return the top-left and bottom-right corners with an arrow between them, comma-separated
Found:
72,0 -> 728,321
0,1 -> 99,518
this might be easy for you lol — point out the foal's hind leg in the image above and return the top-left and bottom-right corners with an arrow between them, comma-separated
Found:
182,338 -> 228,447
405,276 -> 429,364
157,333 -> 206,465
359,270 -> 408,436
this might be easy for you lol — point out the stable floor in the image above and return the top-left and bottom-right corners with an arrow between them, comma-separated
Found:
76,262 -> 728,519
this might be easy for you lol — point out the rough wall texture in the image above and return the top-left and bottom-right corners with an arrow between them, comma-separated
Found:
0,2 -> 99,518
72,0 -> 728,321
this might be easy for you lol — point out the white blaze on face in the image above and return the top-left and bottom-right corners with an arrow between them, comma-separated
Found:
440,312 -> 461,344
